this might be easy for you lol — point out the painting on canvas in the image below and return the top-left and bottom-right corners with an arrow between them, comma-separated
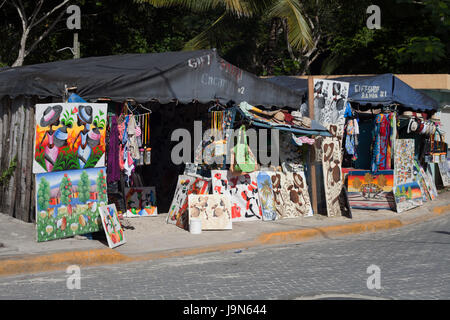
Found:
438,161 -> 450,187
321,137 -> 343,217
99,204 -> 126,248
35,167 -> 107,242
394,139 -> 415,185
347,170 -> 395,210
256,172 -> 277,221
188,194 -> 232,230
174,177 -> 210,230
394,181 -> 423,213
211,170 -> 262,222
34,103 -> 107,174
123,187 -> 158,217
313,79 -> 349,135
167,175 -> 196,224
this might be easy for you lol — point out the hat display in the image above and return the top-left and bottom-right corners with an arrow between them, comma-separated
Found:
40,105 -> 62,127
407,118 -> 419,133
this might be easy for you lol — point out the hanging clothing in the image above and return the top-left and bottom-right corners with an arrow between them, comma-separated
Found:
371,113 -> 391,172
107,116 -> 121,183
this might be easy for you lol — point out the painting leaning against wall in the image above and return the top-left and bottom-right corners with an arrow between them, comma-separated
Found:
35,167 -> 107,242
33,103 -> 107,174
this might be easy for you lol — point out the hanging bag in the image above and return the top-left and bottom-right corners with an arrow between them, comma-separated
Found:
233,125 -> 257,173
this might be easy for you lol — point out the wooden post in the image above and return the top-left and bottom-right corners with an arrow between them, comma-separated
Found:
308,76 -> 318,216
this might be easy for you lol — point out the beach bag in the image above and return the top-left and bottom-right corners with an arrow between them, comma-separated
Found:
233,125 -> 257,173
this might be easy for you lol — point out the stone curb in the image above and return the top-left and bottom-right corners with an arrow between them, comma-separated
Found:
1,203 -> 449,277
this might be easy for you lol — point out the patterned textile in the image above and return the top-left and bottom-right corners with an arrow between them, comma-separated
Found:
371,114 -> 392,172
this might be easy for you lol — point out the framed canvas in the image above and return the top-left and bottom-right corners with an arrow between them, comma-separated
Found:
33,103 -> 107,173
394,139 -> 415,185
35,167 -> 107,242
437,161 -> 450,187
188,194 -> 232,230
98,204 -> 126,248
123,187 -> 158,217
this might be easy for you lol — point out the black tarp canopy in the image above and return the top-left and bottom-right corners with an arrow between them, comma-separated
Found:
267,73 -> 439,111
0,49 -> 302,108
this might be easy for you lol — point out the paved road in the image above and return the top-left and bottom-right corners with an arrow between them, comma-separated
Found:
1,213 -> 449,301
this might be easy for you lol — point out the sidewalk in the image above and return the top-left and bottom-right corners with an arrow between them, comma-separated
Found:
1,189 -> 449,277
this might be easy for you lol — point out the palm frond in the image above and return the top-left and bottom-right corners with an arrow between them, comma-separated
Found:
136,0 -> 223,12
268,0 -> 313,50
183,12 -> 227,50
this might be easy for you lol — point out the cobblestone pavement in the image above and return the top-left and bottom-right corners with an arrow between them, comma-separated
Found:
1,214 -> 449,300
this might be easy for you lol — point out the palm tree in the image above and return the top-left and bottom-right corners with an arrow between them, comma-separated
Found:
138,0 -> 313,51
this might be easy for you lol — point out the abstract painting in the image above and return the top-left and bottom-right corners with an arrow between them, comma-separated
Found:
123,187 -> 158,217
313,79 -> 349,135
35,167 -> 107,242
34,103 -> 107,173
166,175 -> 210,230
394,139 -> 415,185
98,204 -> 126,248
347,170 -> 395,210
321,137 -> 343,217
394,181 -> 423,213
188,194 -> 232,230
256,172 -> 277,221
211,170 -> 262,222
269,170 -> 313,219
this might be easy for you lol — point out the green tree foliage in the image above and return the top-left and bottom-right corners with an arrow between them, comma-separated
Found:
38,177 -> 51,211
59,173 -> 73,206
96,169 -> 107,202
77,170 -> 91,203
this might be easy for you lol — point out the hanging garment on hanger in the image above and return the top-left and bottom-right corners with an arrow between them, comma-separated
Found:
371,113 -> 391,172
107,115 -> 121,183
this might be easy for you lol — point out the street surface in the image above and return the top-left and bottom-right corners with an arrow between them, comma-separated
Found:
0,214 -> 449,300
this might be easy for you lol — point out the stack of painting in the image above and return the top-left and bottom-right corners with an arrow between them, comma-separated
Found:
124,187 -> 158,217
34,103 -> 109,242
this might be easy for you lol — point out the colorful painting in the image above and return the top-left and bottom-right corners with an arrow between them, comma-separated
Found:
98,204 -> 126,248
438,161 -> 450,187
412,161 -> 431,202
322,137 -> 343,217
256,172 -> 277,221
394,181 -> 423,213
123,187 -> 158,217
33,103 -> 107,173
35,167 -> 107,242
394,139 -> 415,185
313,79 -> 349,136
347,170 -> 395,210
211,170 -> 262,222
188,194 -> 232,230
171,176 -> 210,230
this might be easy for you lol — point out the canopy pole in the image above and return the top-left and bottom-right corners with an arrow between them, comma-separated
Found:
308,76 -> 319,216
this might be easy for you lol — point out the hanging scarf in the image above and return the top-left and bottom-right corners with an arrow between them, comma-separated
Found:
371,114 -> 391,172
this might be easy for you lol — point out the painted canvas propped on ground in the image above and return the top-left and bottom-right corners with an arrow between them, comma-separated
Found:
347,170 -> 395,210
124,187 -> 158,217
256,172 -> 277,221
394,139 -> 415,185
33,103 -> 107,174
211,170 -> 262,222
394,181 -> 423,213
438,161 -> 450,187
35,167 -> 107,242
321,136 -> 343,217
99,204 -> 126,248
188,195 -> 232,230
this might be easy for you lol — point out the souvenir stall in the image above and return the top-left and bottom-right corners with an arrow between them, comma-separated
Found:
267,73 -> 443,214
0,49 -> 312,242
